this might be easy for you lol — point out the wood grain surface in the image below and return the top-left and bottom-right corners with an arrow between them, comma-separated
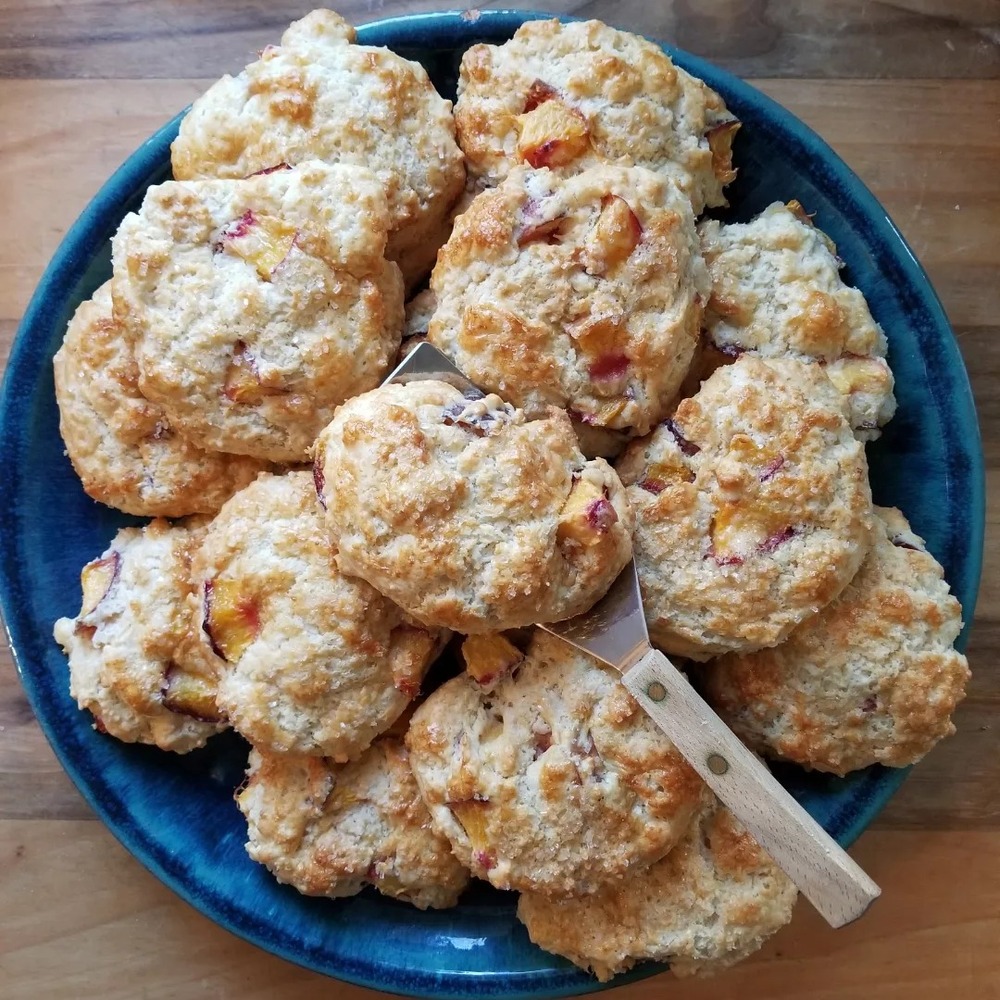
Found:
1,2 -> 998,998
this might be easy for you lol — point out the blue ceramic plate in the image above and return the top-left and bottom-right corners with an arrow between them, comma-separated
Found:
0,10 -> 984,998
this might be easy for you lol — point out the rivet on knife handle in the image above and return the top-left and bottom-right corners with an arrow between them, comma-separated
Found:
622,645 -> 881,928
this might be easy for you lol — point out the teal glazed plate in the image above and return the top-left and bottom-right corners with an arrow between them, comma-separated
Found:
0,10 -> 984,998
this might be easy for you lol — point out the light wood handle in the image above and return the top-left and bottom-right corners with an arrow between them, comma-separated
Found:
622,646 -> 880,928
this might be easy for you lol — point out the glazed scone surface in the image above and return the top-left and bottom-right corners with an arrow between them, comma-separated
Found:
53,281 -> 269,516
112,160 -> 403,463
238,739 -> 469,909
429,165 -> 708,437
517,795 -> 797,981
455,18 -> 739,213
616,355 -> 874,659
698,201 -> 895,438
314,379 -> 634,633
170,9 -> 465,288
53,519 -> 224,753
703,507 -> 970,775
193,471 -> 445,760
405,630 -> 704,896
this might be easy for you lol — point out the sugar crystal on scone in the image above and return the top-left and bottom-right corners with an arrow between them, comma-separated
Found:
455,18 -> 739,213
238,739 -> 469,909
192,471 -> 445,760
170,9 -> 465,289
313,379 -> 634,633
53,518 -> 225,753
428,164 -> 709,439
405,630 -> 703,896
112,160 -> 403,463
616,355 -> 874,659
703,506 -> 970,774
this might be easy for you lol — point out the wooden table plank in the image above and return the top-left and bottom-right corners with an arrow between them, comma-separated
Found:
0,0 -> 997,80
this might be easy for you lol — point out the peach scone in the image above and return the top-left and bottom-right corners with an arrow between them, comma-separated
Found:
405,630 -> 703,896
192,471 -> 445,760
112,160 -> 403,463
703,507 -> 970,774
237,739 -> 469,909
455,18 -> 739,214
53,281 -> 268,516
517,793 -> 797,981
698,201 -> 895,438
617,355 -> 874,659
313,380 -> 634,633
428,165 -> 708,438
53,518 -> 224,753
170,9 -> 465,288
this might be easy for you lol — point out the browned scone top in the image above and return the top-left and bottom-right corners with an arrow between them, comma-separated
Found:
112,161 -> 403,463
191,471 -> 445,761
617,355 -> 874,660
313,379 -> 633,634
170,8 -> 465,288
237,739 -> 469,909
429,164 -> 708,438
53,518 -> 225,753
703,506 -> 970,775
455,17 -> 739,214
53,281 -> 269,516
405,630 -> 704,897
517,794 -> 797,981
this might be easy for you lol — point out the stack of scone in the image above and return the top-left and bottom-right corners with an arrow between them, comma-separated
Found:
52,10 -> 970,983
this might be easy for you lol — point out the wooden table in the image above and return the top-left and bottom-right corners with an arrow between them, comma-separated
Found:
2,2 -> 998,997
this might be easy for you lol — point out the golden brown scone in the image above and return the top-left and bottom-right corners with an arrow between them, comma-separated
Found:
698,202 -> 896,438
428,165 -> 708,438
112,160 -> 403,463
192,471 -> 446,760
405,630 -> 704,897
455,18 -> 739,214
170,9 -> 465,288
52,282 -> 269,516
702,507 -> 970,775
616,355 -> 874,660
517,794 -> 797,981
53,519 -> 225,753
313,380 -> 634,633
237,739 -> 469,909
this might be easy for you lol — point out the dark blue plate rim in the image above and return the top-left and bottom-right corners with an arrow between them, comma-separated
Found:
0,9 -> 984,998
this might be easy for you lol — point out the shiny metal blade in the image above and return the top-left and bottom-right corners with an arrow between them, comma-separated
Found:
539,560 -> 650,673
385,340 -> 474,391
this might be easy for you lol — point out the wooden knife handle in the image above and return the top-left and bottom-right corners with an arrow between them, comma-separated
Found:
622,645 -> 881,928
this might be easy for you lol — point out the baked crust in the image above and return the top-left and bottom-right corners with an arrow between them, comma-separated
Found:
703,506 -> 970,774
238,738 -> 469,909
405,630 -> 703,896
313,379 -> 633,633
112,161 -> 403,463
429,164 -> 708,438
455,18 -> 738,214
617,355 -> 874,659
